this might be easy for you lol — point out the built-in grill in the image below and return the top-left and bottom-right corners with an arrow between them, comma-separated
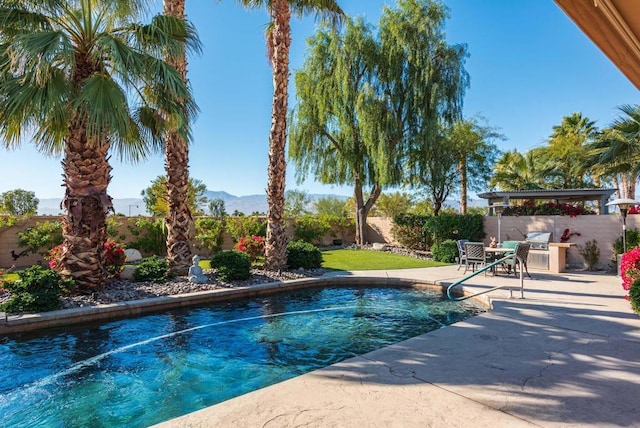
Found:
526,232 -> 552,250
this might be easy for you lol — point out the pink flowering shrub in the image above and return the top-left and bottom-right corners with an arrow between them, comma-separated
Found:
103,241 -> 126,277
47,243 -> 67,270
620,247 -> 640,296
233,236 -> 265,264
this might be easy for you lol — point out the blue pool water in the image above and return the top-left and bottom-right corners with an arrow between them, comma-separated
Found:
0,286 -> 485,427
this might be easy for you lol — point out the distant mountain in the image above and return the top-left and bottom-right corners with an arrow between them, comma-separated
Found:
204,191 -> 269,214
38,198 -> 146,216
37,191 -> 350,216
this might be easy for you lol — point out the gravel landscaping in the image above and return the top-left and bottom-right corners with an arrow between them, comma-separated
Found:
0,267 -> 329,310
0,245 -> 431,312
59,267 -> 329,309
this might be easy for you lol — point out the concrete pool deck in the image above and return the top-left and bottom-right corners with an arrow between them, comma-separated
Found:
157,265 -> 640,427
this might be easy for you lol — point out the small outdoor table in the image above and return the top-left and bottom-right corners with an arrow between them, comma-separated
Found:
485,247 -> 516,275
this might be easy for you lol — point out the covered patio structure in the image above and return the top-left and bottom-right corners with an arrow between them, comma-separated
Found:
478,188 -> 618,215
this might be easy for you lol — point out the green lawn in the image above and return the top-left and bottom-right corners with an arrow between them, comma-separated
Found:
321,249 -> 448,271
0,250 -> 445,284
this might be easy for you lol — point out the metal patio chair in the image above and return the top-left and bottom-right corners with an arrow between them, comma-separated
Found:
502,242 -> 532,278
456,239 -> 469,270
463,242 -> 489,275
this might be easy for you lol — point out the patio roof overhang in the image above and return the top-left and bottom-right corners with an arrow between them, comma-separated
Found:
477,188 -> 618,214
555,0 -> 640,90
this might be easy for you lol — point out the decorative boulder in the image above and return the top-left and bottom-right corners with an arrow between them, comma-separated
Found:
372,243 -> 388,251
120,265 -> 136,280
124,248 -> 143,263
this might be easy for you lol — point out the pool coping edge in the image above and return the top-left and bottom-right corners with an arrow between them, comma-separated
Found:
0,276 -> 478,335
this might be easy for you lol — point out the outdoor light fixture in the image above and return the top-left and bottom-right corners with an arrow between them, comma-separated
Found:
606,198 -> 639,253
490,203 -> 507,246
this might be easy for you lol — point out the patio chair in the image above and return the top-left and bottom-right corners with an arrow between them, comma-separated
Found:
501,241 -> 520,252
496,241 -> 518,273
456,239 -> 469,270
502,242 -> 532,278
463,242 -> 489,275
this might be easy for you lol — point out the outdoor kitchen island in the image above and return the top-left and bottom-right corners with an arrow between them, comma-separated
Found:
524,232 -> 575,274
548,242 -> 576,273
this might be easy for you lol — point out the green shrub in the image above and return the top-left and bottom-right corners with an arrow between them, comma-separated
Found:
287,240 -> 323,269
391,214 -> 430,250
17,220 -> 63,256
107,217 -> 127,242
210,250 -> 251,281
424,214 -> 485,245
226,215 -> 266,242
392,214 -> 485,250
127,218 -> 167,256
0,265 -> 73,313
630,279 -> 640,315
321,213 -> 355,242
133,256 -> 170,282
294,214 -> 331,244
195,217 -> 226,256
578,239 -> 600,271
613,228 -> 640,255
431,239 -> 458,263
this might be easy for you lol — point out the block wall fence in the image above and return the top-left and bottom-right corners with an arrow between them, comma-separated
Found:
0,215 -> 632,270
0,216 -> 356,268
367,215 -> 632,270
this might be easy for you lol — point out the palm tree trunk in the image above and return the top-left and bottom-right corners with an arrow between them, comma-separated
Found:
264,0 -> 291,270
163,0 -> 193,275
620,173 -> 634,199
59,119 -> 112,291
459,159 -> 467,215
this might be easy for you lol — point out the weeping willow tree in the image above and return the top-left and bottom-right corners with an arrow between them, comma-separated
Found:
290,0 -> 469,242
289,18 -> 384,244
379,0 -> 469,216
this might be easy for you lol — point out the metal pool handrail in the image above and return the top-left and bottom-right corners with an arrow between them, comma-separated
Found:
446,253 -> 525,301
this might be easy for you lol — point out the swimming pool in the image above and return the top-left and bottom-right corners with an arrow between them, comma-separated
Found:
0,285 -> 485,427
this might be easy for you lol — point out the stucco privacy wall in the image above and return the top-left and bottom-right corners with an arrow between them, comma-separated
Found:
0,215 -> 631,269
369,215 -> 632,270
0,216 -> 356,268
483,215 -> 631,269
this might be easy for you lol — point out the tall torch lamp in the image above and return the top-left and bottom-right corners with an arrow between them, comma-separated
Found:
606,198 -> 639,253
491,203 -> 507,246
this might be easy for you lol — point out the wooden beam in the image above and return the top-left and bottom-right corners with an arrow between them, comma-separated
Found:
555,0 -> 640,90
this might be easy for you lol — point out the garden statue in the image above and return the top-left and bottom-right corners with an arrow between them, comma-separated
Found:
489,237 -> 497,248
188,255 -> 208,284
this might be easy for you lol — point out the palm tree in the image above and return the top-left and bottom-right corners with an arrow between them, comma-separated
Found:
238,0 -> 343,270
490,150 -> 555,191
448,117 -> 501,214
163,0 -> 200,274
588,105 -> 640,199
542,112 -> 598,188
0,0 -> 198,291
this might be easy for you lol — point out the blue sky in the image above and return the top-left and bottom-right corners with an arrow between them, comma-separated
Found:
0,0 -> 638,202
